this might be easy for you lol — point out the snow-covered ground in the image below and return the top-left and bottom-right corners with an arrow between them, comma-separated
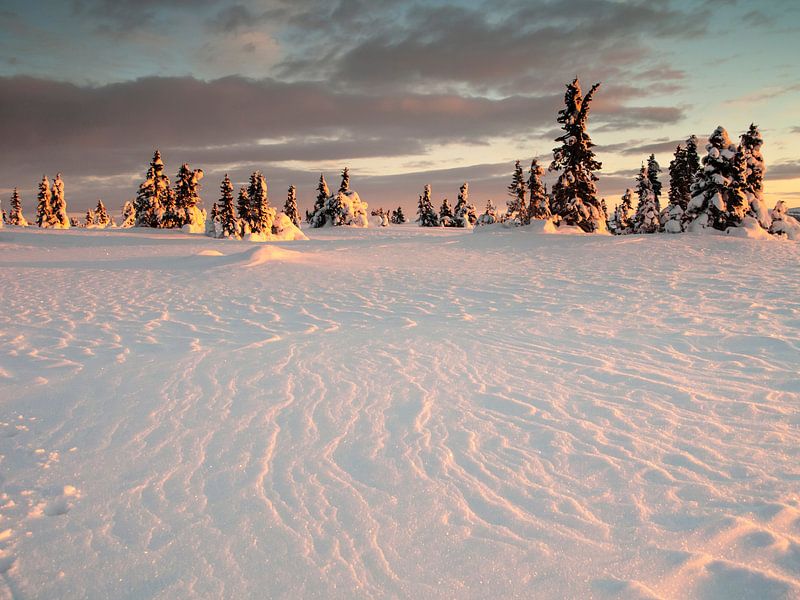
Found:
0,225 -> 798,599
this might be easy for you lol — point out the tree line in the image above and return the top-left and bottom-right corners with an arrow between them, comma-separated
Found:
3,78 -> 797,239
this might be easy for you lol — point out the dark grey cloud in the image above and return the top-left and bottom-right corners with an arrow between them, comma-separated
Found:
72,0 -> 221,26
276,0 -> 709,94
599,138 -> 689,157
0,74 -> 683,209
765,160 -> 800,181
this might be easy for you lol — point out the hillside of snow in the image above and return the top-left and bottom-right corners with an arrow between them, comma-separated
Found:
0,225 -> 799,599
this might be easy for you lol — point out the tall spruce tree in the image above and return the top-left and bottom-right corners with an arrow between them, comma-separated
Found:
632,164 -> 659,234
217,174 -> 238,238
549,78 -> 604,232
737,124 -> 769,229
646,154 -> 662,213
506,160 -> 526,222
526,159 -> 550,221
664,145 -> 689,233
8,187 -> 28,226
339,167 -> 350,193
284,185 -> 300,227
36,175 -> 52,228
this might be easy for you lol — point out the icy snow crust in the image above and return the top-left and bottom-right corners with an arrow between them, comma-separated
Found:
0,225 -> 799,599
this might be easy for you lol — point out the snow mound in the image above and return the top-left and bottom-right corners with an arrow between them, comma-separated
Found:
241,245 -> 306,267
725,216 -> 773,240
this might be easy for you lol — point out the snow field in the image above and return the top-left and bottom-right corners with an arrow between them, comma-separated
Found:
0,225 -> 798,599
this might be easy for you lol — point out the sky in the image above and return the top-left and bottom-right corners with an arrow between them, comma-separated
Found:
1,0 -> 799,217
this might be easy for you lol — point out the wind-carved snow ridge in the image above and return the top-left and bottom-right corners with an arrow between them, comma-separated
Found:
0,226 -> 798,599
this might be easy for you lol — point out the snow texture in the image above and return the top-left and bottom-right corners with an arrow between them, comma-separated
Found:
0,226 -> 798,599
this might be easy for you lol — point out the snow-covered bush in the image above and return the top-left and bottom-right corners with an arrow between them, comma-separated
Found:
476,199 -> 498,226
769,201 -> 800,240
310,190 -> 370,227
608,189 -> 634,235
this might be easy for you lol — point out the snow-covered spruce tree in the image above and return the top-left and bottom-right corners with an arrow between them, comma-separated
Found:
172,163 -> 205,231
216,174 -> 239,238
248,171 -> 274,235
8,188 -> 28,226
737,124 -> 769,229
237,185 -> 251,234
84,209 -> 95,227
608,189 -> 634,235
684,135 -> 701,182
120,200 -> 136,228
506,160 -> 526,223
646,154 -> 662,210
439,197 -> 454,227
391,206 -> 406,224
339,167 -> 350,193
453,182 -> 477,228
284,185 -> 300,227
310,174 -> 329,226
685,126 -> 746,231
207,201 -> 219,237
663,145 -> 689,233
94,199 -> 111,228
632,164 -> 659,234
50,173 -> 69,229
549,78 -> 604,232
135,150 -> 171,228
526,159 -> 550,221
417,185 -> 438,227
309,172 -> 368,227
600,198 -> 609,228
476,199 -> 499,226
36,175 -> 52,228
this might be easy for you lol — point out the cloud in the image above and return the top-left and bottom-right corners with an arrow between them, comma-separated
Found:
599,138 -> 691,157
765,160 -> 800,181
276,0 -> 709,94
0,72 -> 688,213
